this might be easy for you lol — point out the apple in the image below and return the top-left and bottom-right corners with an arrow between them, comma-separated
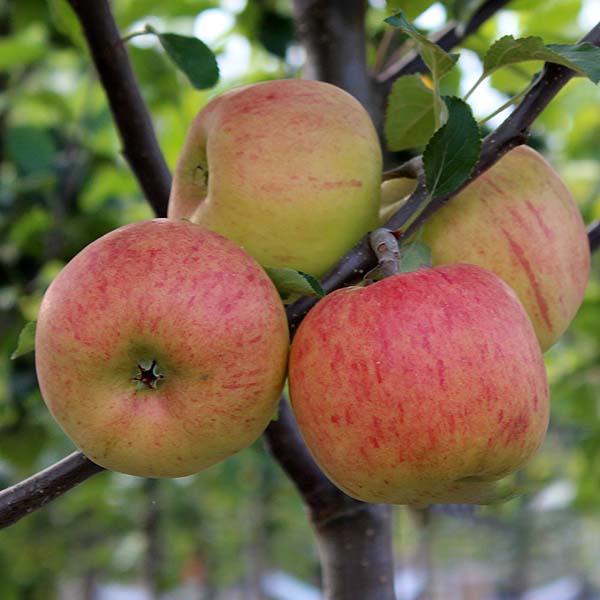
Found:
35,219 -> 290,478
379,177 -> 417,223
288,263 -> 549,505
168,79 -> 382,278
422,145 -> 590,351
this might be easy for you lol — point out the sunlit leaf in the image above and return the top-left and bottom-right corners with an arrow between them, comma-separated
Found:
157,32 -> 219,90
385,11 -> 459,81
423,97 -> 481,197
384,75 -> 436,151
11,322 -> 37,360
483,35 -> 600,83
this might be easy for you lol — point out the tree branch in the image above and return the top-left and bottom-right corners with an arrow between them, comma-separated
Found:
67,0 -> 171,217
0,0 -> 172,530
291,0 -> 378,123
264,398 -> 345,519
264,398 -> 396,600
0,452 -> 104,529
588,221 -> 600,253
314,503 -> 395,600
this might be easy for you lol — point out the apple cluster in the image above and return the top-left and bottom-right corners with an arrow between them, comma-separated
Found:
35,80 -> 590,506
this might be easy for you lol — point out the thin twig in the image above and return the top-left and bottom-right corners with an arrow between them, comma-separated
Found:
588,221 -> 600,253
372,28 -> 396,74
382,156 -> 423,181
407,17 -> 600,233
67,0 -> 172,217
0,453 -> 104,529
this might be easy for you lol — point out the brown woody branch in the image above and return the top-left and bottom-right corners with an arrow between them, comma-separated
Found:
264,399 -> 345,519
0,452 -> 104,529
589,221 -> 600,253
67,0 -> 171,217
264,398 -> 395,600
291,0 -> 378,124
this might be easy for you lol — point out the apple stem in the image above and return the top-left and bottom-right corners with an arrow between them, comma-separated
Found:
369,228 -> 401,279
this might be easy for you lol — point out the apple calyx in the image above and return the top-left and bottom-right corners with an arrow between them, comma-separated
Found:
133,360 -> 164,390
193,163 -> 208,191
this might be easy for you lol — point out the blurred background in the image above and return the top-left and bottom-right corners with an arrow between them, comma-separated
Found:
1,0 -> 600,598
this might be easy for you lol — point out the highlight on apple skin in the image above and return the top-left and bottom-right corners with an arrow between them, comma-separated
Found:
168,78 -> 383,278
35,219 -> 290,478
379,177 -> 417,224
422,145 -> 590,352
288,263 -> 550,506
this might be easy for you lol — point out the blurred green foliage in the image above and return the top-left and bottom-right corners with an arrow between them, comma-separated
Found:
0,0 -> 599,597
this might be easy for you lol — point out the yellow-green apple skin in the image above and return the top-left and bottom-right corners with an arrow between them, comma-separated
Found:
168,79 -> 382,278
35,219 -> 289,478
379,177 -> 417,223
289,264 -> 549,505
422,145 -> 590,351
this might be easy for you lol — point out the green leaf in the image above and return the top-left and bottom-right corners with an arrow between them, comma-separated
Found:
0,24 -> 46,70
157,32 -> 219,90
384,12 -> 459,81
48,0 -> 86,49
384,11 -> 458,129
483,35 -> 600,83
264,267 -> 325,303
546,43 -> 600,84
386,0 -> 436,20
399,241 -> 432,274
423,96 -> 481,198
0,423 -> 49,470
6,126 -> 57,174
384,75 -> 436,151
11,322 -> 37,360
257,11 -> 295,58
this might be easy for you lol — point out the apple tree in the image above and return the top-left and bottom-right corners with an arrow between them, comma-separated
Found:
1,0 -> 600,598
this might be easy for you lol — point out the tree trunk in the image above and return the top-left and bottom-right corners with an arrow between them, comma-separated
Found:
292,0 -> 379,125
265,401 -> 397,600
314,502 -> 395,600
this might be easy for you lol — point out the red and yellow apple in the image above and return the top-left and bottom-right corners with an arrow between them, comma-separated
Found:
168,79 -> 382,278
289,264 -> 549,505
422,145 -> 590,351
35,219 -> 289,478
